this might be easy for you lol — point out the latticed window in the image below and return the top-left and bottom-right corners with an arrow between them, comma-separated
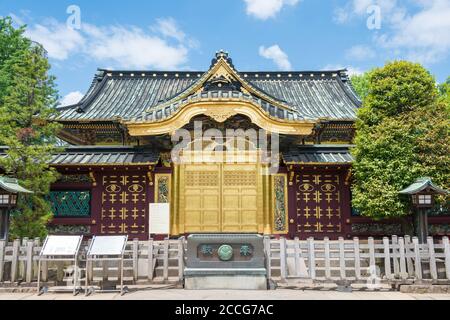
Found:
47,191 -> 91,217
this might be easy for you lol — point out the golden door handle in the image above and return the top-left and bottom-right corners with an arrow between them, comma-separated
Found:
91,220 -> 96,225
289,219 -> 295,224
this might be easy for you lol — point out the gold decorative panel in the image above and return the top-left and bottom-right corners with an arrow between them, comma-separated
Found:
179,163 -> 262,233
155,174 -> 171,203
272,174 -> 288,234
100,174 -> 148,238
295,173 -> 342,235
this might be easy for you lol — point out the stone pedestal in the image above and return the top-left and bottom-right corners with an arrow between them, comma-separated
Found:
184,234 -> 268,290
185,274 -> 267,290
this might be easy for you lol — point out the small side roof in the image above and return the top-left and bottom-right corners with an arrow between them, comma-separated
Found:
282,144 -> 354,164
0,176 -> 33,194
399,177 -> 448,195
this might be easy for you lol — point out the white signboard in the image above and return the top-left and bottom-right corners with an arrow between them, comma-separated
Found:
149,203 -> 170,235
88,235 -> 128,256
41,235 -> 83,256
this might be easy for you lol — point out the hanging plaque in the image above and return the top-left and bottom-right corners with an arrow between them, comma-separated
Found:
149,203 -> 170,235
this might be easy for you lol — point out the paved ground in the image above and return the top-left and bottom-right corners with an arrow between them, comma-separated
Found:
0,289 -> 449,300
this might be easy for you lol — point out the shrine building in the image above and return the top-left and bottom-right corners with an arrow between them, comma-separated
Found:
2,51 -> 448,239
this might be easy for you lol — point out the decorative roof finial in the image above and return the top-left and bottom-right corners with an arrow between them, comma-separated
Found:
210,50 -> 234,69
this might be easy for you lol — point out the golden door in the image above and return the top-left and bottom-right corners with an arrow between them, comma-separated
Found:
180,163 -> 261,233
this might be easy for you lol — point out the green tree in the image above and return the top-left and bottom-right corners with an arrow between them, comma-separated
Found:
438,76 -> 450,109
351,61 -> 449,223
0,17 -> 61,239
351,72 -> 371,102
359,61 -> 437,127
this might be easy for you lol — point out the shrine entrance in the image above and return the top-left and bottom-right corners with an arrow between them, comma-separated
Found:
179,161 -> 263,234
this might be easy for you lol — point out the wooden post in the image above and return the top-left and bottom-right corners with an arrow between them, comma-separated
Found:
391,235 -> 399,276
279,237 -> 287,281
353,237 -> 361,280
398,237 -> 408,280
132,239 -> 139,281
163,238 -> 169,281
33,238 -> 40,280
11,239 -> 20,283
178,237 -> 184,281
86,238 -> 93,282
307,237 -> 316,280
294,237 -> 301,277
443,237 -> 450,280
26,240 -> 34,283
383,237 -> 392,280
338,237 -> 346,280
412,237 -> 422,280
41,260 -> 48,283
147,238 -> 154,281
324,237 -> 331,280
427,237 -> 437,281
102,259 -> 108,283
0,240 -> 5,283
264,236 -> 272,280
404,235 -> 414,276
368,237 -> 375,268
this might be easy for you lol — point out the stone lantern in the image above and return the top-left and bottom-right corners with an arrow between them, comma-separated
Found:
399,177 -> 448,243
0,176 -> 33,240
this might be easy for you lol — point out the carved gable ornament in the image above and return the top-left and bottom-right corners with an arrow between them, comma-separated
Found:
204,109 -> 239,123
125,50 -> 316,136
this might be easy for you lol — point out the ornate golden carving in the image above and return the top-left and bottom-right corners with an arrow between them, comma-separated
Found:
204,109 -> 238,123
126,101 -> 315,136
144,53 -> 296,114
272,174 -> 289,234
155,173 -> 171,203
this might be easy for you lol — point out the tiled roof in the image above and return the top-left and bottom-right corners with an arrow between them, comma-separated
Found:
55,66 -> 361,122
1,145 -> 354,166
399,177 -> 448,195
282,145 -> 354,164
0,146 -> 160,166
132,90 -> 308,122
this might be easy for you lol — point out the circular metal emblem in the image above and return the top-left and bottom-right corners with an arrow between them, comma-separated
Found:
218,245 -> 233,261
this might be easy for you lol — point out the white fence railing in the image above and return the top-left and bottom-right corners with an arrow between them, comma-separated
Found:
267,236 -> 450,284
0,238 -> 184,284
1,235 -> 449,286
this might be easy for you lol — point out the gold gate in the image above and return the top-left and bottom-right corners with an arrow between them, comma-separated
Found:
179,162 -> 263,233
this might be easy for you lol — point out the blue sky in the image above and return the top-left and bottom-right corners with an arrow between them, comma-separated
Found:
1,0 -> 449,105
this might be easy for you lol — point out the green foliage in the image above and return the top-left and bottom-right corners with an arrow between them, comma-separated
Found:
0,17 -> 61,239
360,61 -> 437,127
438,76 -> 450,110
350,72 -> 371,102
351,61 -> 449,220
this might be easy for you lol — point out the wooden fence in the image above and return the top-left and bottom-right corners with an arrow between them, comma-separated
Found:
0,238 -> 185,285
268,236 -> 450,285
1,235 -> 449,287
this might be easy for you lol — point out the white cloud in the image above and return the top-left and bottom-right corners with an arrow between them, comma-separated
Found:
322,64 -> 364,77
244,0 -> 300,20
334,0 -> 450,65
259,45 -> 292,71
153,17 -> 185,42
375,0 -> 450,64
346,45 -> 376,61
60,91 -> 84,106
25,19 -> 85,60
334,0 -> 402,24
18,16 -> 192,69
83,24 -> 188,69
9,13 -> 25,26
